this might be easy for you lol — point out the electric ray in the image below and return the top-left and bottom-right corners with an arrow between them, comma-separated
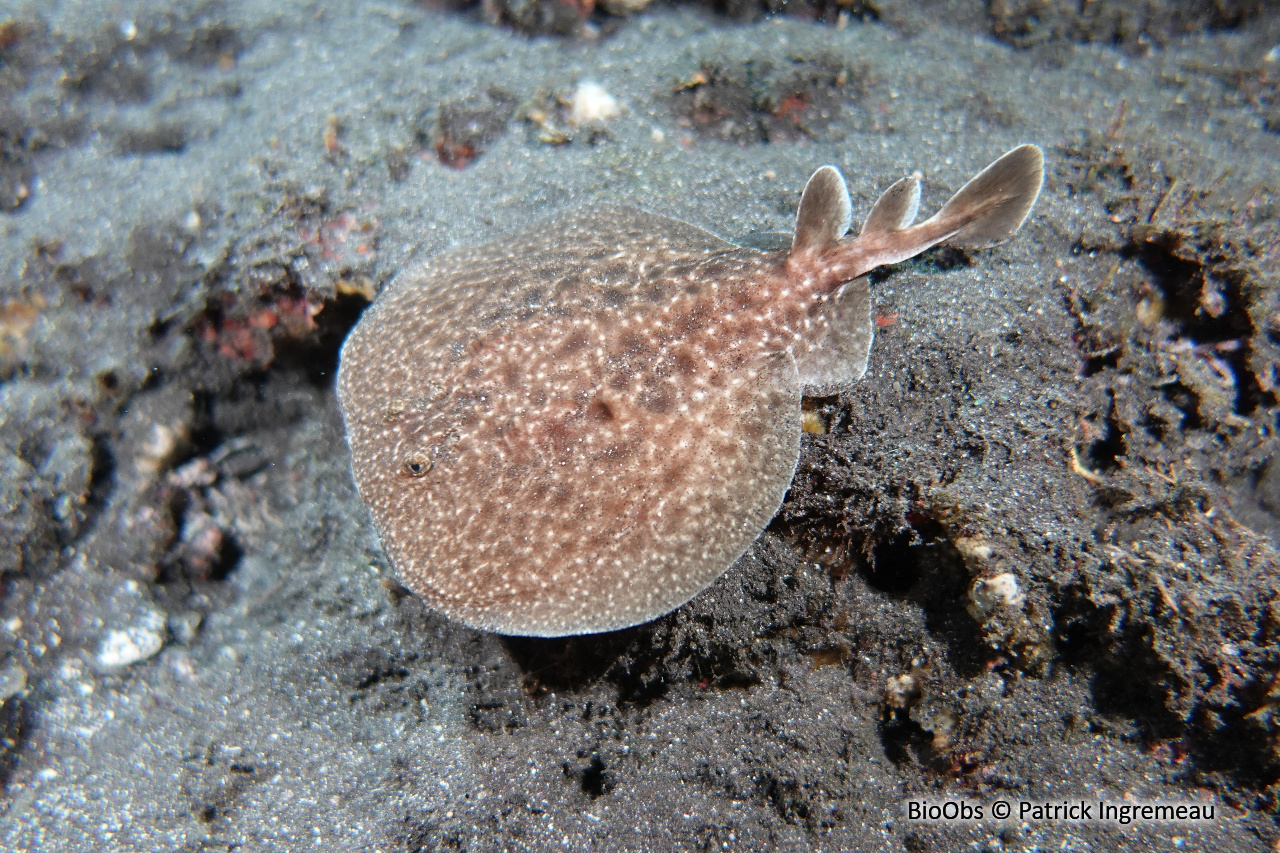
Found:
337,144 -> 1045,637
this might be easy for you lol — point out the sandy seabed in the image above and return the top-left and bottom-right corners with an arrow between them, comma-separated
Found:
1,1 -> 1279,850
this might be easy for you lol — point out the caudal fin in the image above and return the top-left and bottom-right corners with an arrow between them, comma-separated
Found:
934,144 -> 1044,248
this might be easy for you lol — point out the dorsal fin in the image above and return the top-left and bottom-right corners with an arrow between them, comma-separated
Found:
790,166 -> 853,257
859,176 -> 921,237
936,144 -> 1044,248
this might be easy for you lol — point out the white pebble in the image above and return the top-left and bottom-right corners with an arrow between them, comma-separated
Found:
969,572 -> 1025,617
97,609 -> 166,668
569,82 -> 621,127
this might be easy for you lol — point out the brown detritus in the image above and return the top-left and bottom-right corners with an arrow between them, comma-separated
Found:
61,27 -> 155,102
597,0 -> 653,15
884,670 -> 922,711
114,121 -> 190,155
1059,132 -> 1279,491
425,0 -> 877,29
482,0 -> 594,37
0,19 -> 25,50
0,125 -> 36,211
672,66 -> 759,145
989,0 -> 1269,52
386,146 -> 411,182
191,285 -> 324,368
967,572 -> 1052,674
778,473 -> 1054,678
762,57 -> 858,140
799,397 -> 834,435
1052,132 -> 1280,780
521,82 -> 621,146
60,12 -> 247,102
711,0 -> 880,26
0,294 -> 45,370
671,57 -> 862,145
803,643 -> 850,668
322,115 -> 346,159
232,183 -> 382,303
430,90 -> 516,169
521,97 -> 574,146
1054,517 -> 1279,756
174,21 -> 244,69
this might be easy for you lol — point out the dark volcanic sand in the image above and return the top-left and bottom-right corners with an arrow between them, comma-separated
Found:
1,0 -> 1279,850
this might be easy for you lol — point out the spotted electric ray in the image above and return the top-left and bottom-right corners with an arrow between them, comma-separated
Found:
337,144 -> 1044,637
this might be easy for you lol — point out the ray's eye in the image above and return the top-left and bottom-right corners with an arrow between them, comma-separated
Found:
402,456 -> 433,478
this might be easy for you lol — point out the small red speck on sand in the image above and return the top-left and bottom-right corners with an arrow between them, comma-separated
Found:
213,322 -> 263,362
437,141 -> 477,170
773,93 -> 810,122
249,308 -> 278,330
195,291 -> 323,366
875,312 -> 899,327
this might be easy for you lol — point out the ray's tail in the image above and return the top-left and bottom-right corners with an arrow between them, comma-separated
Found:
782,145 -> 1045,393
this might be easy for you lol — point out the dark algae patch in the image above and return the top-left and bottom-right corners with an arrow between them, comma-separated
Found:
1,0 -> 1279,850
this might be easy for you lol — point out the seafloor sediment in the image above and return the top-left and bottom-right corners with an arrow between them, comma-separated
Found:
1,1 -> 1278,850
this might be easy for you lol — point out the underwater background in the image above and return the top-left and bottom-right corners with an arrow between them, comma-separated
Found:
1,0 -> 1278,849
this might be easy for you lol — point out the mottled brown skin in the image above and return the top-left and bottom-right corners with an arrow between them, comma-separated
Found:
337,145 -> 1044,636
